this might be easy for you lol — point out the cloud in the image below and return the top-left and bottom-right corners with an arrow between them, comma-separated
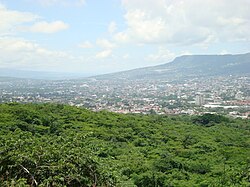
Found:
0,3 -> 38,33
78,41 -> 93,48
0,37 -> 38,52
95,49 -> 112,59
95,39 -> 116,59
0,3 -> 73,70
0,37 -> 72,70
147,47 -> 175,63
28,21 -> 69,33
96,38 -> 116,49
108,21 -> 117,34
33,0 -> 85,7
0,3 -> 68,34
118,0 -> 250,46
114,31 -> 131,44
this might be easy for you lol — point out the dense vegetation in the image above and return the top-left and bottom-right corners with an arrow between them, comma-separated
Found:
0,103 -> 249,186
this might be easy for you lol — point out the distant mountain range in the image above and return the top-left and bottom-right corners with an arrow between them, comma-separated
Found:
94,53 -> 250,80
0,69 -> 90,80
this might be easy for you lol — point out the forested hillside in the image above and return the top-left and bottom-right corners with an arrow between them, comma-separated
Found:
0,103 -> 249,186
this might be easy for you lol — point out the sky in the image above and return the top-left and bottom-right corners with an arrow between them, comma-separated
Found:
0,0 -> 249,75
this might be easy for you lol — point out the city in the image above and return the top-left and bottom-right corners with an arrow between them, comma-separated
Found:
0,75 -> 249,119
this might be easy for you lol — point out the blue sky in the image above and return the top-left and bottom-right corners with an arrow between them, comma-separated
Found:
0,0 -> 249,75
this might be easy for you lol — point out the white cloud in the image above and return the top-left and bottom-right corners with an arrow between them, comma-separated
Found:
0,37 -> 72,70
147,47 -> 175,63
0,3 -> 38,33
28,21 -> 69,33
33,0 -> 85,7
95,39 -> 116,59
0,3 -> 74,70
0,3 -> 68,34
96,38 -> 116,49
118,0 -> 250,46
78,41 -> 93,48
0,38 -> 38,52
108,21 -> 117,34
114,32 -> 130,43
95,49 -> 112,59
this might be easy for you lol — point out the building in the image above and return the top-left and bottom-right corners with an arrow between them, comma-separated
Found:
195,94 -> 205,106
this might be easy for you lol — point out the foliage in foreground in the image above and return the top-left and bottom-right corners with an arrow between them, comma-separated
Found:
0,103 -> 249,186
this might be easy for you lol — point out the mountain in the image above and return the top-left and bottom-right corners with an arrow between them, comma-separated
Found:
0,69 -> 90,80
94,53 -> 250,80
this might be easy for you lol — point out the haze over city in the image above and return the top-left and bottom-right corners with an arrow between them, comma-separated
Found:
0,0 -> 250,76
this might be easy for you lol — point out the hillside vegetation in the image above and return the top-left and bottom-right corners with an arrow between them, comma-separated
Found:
0,103 -> 249,186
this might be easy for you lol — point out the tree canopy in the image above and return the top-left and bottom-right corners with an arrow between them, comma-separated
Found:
0,103 -> 249,186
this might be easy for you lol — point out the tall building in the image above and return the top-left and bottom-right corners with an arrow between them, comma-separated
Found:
195,94 -> 204,106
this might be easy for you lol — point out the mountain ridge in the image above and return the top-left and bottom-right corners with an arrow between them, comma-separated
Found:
93,52 -> 250,80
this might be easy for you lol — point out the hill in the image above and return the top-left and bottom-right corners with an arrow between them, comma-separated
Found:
0,103 -> 249,186
94,53 -> 250,80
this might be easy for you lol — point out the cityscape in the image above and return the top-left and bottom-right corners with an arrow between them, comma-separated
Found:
1,75 -> 249,119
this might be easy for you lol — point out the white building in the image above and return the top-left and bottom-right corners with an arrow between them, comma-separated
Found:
195,94 -> 205,106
